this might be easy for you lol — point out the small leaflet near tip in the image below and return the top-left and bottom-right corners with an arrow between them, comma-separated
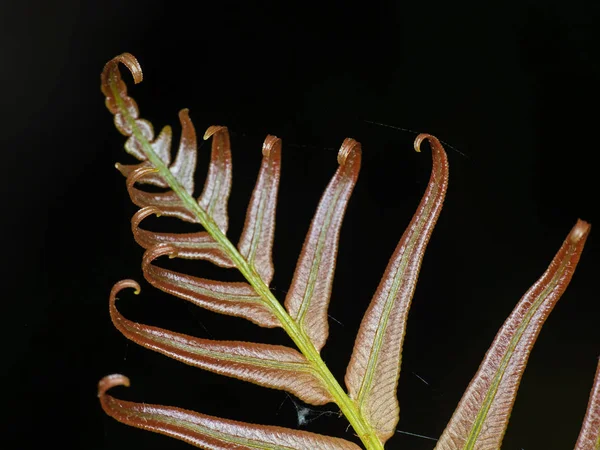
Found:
198,126 -> 232,233
126,167 -> 197,223
237,135 -> 282,285
131,208 -> 234,266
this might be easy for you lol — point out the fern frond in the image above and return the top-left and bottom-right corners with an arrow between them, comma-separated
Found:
101,53 -> 386,450
99,53 -> 593,450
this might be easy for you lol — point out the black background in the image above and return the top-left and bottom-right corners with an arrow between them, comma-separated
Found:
2,1 -> 599,449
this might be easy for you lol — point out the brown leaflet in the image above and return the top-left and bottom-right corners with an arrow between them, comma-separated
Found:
101,53 -> 144,145
575,360 -> 600,450
199,126 -> 232,233
103,55 -> 198,193
345,134 -> 449,443
142,245 -> 279,327
237,135 -> 282,285
168,108 -> 198,194
99,374 -> 361,450
435,220 -> 591,450
104,55 -> 233,230
110,281 -> 332,405
132,207 -> 234,267
116,125 -> 172,188
127,166 -> 197,222
284,139 -> 361,352
117,109 -> 198,194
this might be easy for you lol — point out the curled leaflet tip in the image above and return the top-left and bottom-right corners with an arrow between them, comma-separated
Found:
111,280 -> 141,298
262,135 -> 281,157
337,138 -> 360,166
568,219 -> 591,245
414,133 -> 437,153
142,244 -> 179,269
104,53 -> 143,84
203,125 -> 227,140
98,374 -> 131,397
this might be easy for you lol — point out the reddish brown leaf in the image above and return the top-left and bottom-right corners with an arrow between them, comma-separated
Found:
435,220 -> 591,450
142,245 -> 279,327
131,206 -> 234,267
110,280 -> 332,405
237,135 -> 282,285
199,126 -> 232,233
344,134 -> 449,443
99,374 -> 360,449
117,109 -> 198,194
103,55 -> 198,193
126,166 -> 197,222
103,55 -> 232,230
284,139 -> 361,352
575,360 -> 600,450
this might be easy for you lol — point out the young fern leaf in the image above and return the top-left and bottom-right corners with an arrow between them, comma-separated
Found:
344,134 -> 449,443
575,360 -> 600,450
110,281 -> 332,404
284,138 -> 361,351
101,53 -> 386,449
99,374 -> 361,450
435,219 -> 591,450
100,52 -> 594,450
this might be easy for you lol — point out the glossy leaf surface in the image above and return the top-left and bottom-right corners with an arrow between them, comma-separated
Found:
110,280 -> 332,405
198,126 -> 232,233
344,134 -> 449,443
116,109 -> 198,194
99,374 -> 361,450
237,135 -> 281,285
131,206 -> 234,266
435,220 -> 591,450
142,245 -> 279,327
284,138 -> 361,352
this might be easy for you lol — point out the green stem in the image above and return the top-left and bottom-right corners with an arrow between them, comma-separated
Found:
111,79 -> 384,450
